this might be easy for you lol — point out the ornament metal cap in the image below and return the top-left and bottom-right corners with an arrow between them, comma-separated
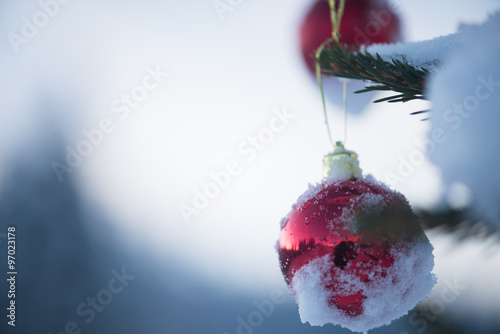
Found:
323,141 -> 362,180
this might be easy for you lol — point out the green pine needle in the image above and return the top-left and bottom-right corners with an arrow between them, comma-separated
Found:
317,43 -> 430,105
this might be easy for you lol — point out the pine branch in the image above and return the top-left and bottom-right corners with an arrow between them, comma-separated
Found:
317,43 -> 430,103
316,45 -> 500,239
416,208 -> 500,242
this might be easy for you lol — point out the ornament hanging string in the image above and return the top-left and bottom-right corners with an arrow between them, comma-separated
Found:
343,76 -> 347,144
314,0 -> 348,148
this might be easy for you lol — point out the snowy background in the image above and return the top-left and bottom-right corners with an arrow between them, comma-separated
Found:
0,0 -> 500,333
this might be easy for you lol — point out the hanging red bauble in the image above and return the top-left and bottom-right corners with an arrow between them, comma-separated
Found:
300,0 -> 402,72
278,143 -> 435,332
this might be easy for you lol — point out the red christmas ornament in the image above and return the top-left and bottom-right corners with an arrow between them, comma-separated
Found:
278,143 -> 435,332
300,0 -> 402,72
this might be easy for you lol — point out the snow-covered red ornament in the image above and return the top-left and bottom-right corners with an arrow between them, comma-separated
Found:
278,142 -> 435,333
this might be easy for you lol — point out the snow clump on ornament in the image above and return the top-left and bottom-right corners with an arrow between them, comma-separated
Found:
278,143 -> 436,333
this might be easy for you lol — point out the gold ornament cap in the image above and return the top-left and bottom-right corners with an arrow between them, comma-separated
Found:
323,141 -> 362,180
